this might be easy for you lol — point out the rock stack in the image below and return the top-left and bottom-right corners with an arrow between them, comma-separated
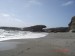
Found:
69,16 -> 75,32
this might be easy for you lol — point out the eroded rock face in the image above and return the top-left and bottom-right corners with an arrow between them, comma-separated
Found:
69,16 -> 75,32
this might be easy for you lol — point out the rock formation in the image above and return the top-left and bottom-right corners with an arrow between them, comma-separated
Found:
45,27 -> 68,33
23,25 -> 46,32
69,16 -> 75,32
0,25 -> 46,32
0,27 -> 22,31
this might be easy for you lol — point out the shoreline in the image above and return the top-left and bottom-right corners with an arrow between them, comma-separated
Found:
0,33 -> 75,56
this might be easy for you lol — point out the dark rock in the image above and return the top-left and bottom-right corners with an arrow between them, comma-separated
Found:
23,25 -> 46,32
45,27 -> 68,33
69,16 -> 75,32
0,27 -> 22,31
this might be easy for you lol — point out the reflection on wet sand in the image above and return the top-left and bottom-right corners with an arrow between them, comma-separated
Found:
0,42 -> 19,51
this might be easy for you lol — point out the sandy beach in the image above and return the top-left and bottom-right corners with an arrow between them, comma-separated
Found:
0,33 -> 75,56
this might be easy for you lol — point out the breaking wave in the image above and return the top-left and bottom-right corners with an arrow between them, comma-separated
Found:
0,29 -> 48,41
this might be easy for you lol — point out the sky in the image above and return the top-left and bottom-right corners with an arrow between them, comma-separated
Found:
0,0 -> 75,28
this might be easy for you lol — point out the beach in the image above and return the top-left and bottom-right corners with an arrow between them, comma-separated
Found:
0,33 -> 75,56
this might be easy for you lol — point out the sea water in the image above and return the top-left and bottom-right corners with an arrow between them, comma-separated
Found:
0,29 -> 48,51
0,29 -> 48,41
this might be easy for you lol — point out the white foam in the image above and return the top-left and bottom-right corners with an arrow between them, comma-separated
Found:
0,29 -> 48,41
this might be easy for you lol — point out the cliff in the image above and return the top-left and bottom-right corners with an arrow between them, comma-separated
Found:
69,16 -> 75,32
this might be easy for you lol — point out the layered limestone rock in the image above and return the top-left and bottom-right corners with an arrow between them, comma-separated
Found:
69,16 -> 75,32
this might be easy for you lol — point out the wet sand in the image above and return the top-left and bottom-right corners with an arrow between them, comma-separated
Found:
0,33 -> 75,56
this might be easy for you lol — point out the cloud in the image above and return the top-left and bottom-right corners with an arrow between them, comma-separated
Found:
0,13 -> 25,27
25,0 -> 42,7
62,1 -> 74,6
0,13 -> 10,17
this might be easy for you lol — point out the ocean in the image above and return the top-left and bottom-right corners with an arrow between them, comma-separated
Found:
0,29 -> 48,41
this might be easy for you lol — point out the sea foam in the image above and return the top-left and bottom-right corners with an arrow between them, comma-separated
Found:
0,29 -> 48,41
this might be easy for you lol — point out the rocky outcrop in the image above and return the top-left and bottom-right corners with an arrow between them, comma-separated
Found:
45,27 -> 68,33
0,25 -> 46,32
0,27 -> 22,31
23,25 -> 46,32
69,16 -> 75,32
